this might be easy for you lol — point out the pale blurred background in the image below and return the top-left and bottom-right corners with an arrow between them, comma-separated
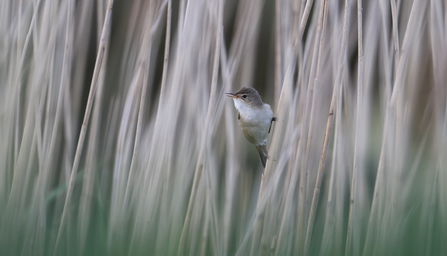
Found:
0,0 -> 446,255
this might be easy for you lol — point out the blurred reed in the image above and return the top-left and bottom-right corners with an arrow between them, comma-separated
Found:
0,0 -> 446,255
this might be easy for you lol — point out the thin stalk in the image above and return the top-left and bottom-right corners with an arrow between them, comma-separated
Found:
387,1 -> 424,252
11,0 -> 43,168
124,5 -> 170,250
345,0 -> 363,254
364,1 -> 423,254
248,0 -> 316,252
39,2 -> 73,254
319,104 -> 340,254
390,0 -> 422,106
29,0 -> 72,253
124,0 -> 171,209
430,0 -> 447,252
53,0 -> 114,253
362,103 -> 391,255
274,0 -> 282,107
297,0 -> 315,46
304,0 -> 353,254
389,0 -> 400,64
177,0 -> 223,253
227,0 -> 257,77
296,0 -> 327,254
361,4 -> 395,252
153,0 -> 171,124
272,59 -> 304,255
274,135 -> 301,256
425,162 -> 438,256
152,2 -> 173,255
220,30 -> 238,256
77,27 -> 109,255
250,58 -> 296,256
14,0 -> 23,166
7,0 -> 43,208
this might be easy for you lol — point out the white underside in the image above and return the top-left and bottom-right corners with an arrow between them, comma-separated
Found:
232,99 -> 273,146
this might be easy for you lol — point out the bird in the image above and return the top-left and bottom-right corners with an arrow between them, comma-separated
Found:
226,87 -> 276,168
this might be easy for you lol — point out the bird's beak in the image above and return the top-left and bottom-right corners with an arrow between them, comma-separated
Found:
225,93 -> 239,99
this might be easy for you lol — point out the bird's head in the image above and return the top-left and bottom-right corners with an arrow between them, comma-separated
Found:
225,87 -> 263,108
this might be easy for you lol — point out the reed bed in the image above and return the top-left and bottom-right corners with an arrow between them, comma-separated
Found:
0,0 -> 446,255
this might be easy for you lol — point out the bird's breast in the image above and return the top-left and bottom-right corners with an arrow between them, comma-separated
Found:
238,104 -> 273,145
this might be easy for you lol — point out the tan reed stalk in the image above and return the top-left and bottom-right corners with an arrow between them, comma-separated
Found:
71,0 -> 94,124
220,36 -> 233,256
124,0 -> 171,212
151,0 -> 171,128
345,0 -> 364,254
5,0 -> 43,206
363,1 -> 423,254
111,2 -> 170,249
250,57 -> 296,256
425,164 -> 439,256
296,1 -> 328,254
13,0 -> 22,166
77,1 -> 109,251
390,0 -> 422,106
125,5 -> 171,252
271,70 -> 303,255
222,80 -> 237,256
274,130 -> 302,255
220,30 -> 239,256
226,0 -> 258,76
361,4 -> 395,252
390,0 -> 400,64
218,0 -> 264,251
153,3 -> 173,255
126,2 -> 180,254
362,104 -> 390,255
390,1 -> 425,251
271,0 -> 321,253
274,0 -> 282,107
319,110 -> 341,255
430,0 -> 447,251
16,1 -> 71,254
25,1 -> 73,254
199,6 -> 227,252
0,4 -> 49,254
177,0 -> 223,253
304,0 -> 353,254
9,0 -> 42,173
248,0 -> 316,253
77,49 -> 108,254
297,0 -> 315,44
53,0 -> 114,253
1,0 -> 446,255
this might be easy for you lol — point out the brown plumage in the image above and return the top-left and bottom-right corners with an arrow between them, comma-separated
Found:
226,87 -> 276,168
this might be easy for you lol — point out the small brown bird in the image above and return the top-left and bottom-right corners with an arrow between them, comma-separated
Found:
226,87 -> 276,167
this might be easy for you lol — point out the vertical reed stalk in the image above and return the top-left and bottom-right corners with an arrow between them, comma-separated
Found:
53,0 -> 114,253
177,0 -> 223,253
1,0 -> 445,255
296,0 -> 328,253
345,0 -> 363,254
304,0 -> 352,254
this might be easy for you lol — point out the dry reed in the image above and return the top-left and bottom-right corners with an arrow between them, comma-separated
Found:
1,0 -> 446,255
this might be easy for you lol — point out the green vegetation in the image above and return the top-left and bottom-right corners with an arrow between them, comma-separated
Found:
1,0 -> 446,255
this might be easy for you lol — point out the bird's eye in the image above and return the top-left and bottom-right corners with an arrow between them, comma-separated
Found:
242,95 -> 247,98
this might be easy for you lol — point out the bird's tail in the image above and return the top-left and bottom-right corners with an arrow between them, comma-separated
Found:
255,144 -> 268,168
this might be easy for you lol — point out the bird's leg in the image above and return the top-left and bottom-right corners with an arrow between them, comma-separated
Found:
269,117 -> 277,133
